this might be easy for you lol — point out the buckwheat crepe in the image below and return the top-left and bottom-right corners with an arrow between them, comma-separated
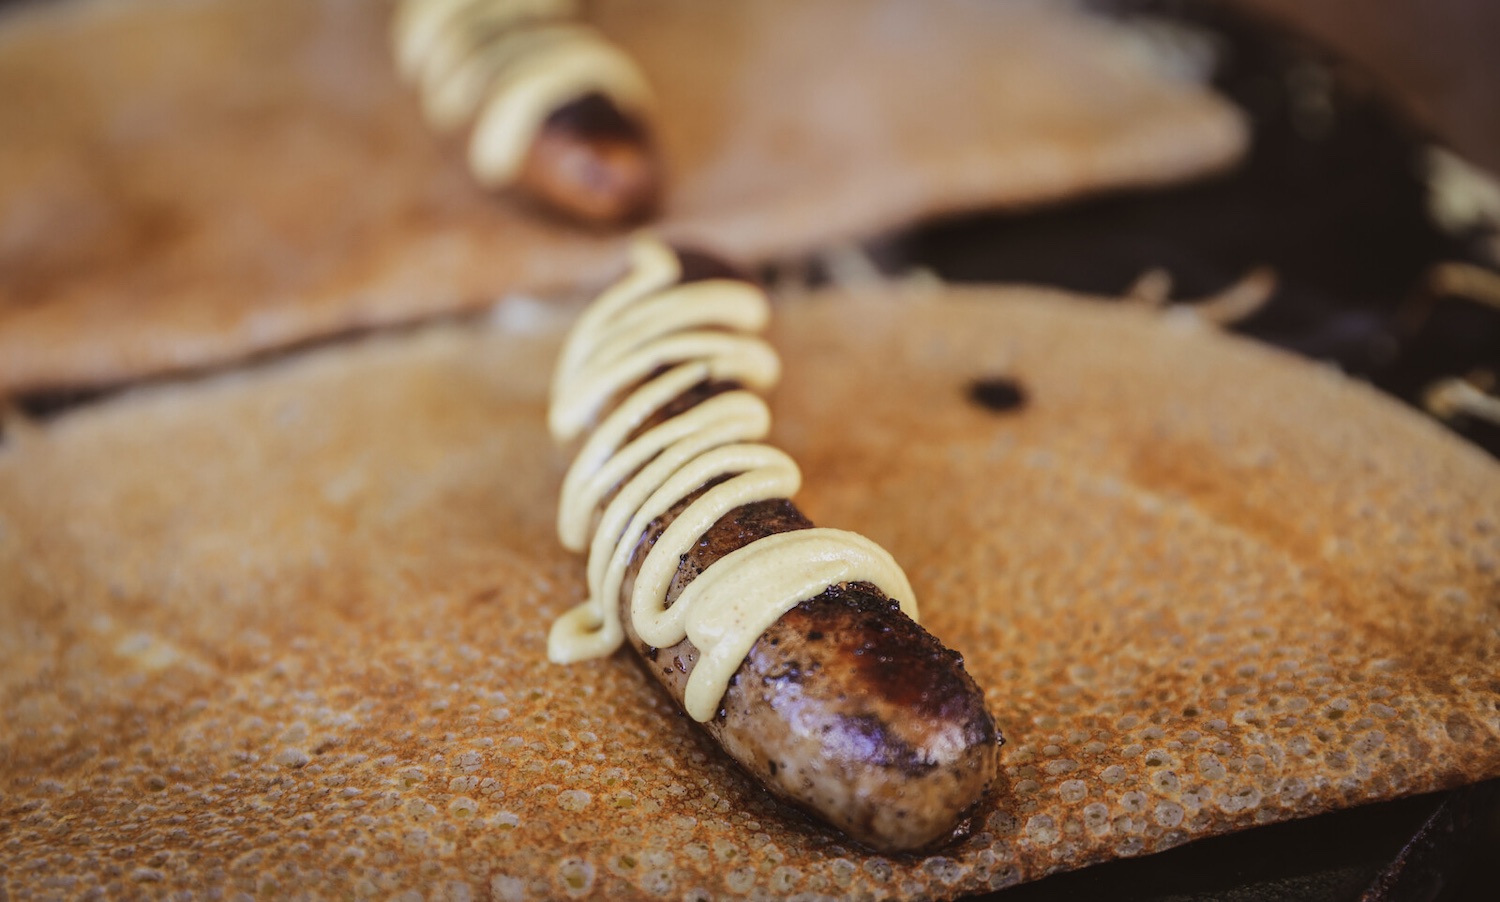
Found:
0,0 -> 1245,396
2,286 -> 1496,899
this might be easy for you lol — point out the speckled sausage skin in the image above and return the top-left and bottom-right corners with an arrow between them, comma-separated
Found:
600,253 -> 1003,853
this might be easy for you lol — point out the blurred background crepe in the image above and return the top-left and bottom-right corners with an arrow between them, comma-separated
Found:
2,0 -> 1499,899
0,0 -> 1245,399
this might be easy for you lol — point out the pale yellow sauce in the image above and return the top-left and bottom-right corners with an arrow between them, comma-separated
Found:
393,0 -> 653,186
548,235 -> 918,722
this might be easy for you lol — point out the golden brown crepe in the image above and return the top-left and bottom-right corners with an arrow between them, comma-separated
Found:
0,0 -> 1245,397
3,286 -> 1496,899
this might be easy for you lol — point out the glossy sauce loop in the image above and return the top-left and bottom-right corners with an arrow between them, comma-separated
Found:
548,235 -> 918,721
393,0 -> 652,185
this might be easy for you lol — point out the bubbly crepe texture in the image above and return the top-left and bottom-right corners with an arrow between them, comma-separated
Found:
3,287 -> 1498,899
0,0 -> 1245,396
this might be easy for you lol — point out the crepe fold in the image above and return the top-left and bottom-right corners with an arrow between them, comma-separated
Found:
2,287 -> 1497,899
0,0 -> 1245,397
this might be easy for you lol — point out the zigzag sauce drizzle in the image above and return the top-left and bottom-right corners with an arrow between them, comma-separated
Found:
548,237 -> 918,721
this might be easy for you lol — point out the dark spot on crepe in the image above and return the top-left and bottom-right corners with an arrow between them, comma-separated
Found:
806,631 -> 824,642
968,376 -> 1028,412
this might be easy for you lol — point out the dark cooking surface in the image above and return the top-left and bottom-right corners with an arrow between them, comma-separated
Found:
989,781 -> 1500,902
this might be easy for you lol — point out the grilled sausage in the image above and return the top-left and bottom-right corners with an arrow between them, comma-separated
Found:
548,236 -> 1001,852
627,499 -> 1002,852
394,0 -> 661,224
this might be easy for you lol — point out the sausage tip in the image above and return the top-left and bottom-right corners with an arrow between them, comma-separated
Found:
519,93 -> 661,224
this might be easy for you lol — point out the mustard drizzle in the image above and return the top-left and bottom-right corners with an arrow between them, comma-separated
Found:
547,235 -> 918,722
